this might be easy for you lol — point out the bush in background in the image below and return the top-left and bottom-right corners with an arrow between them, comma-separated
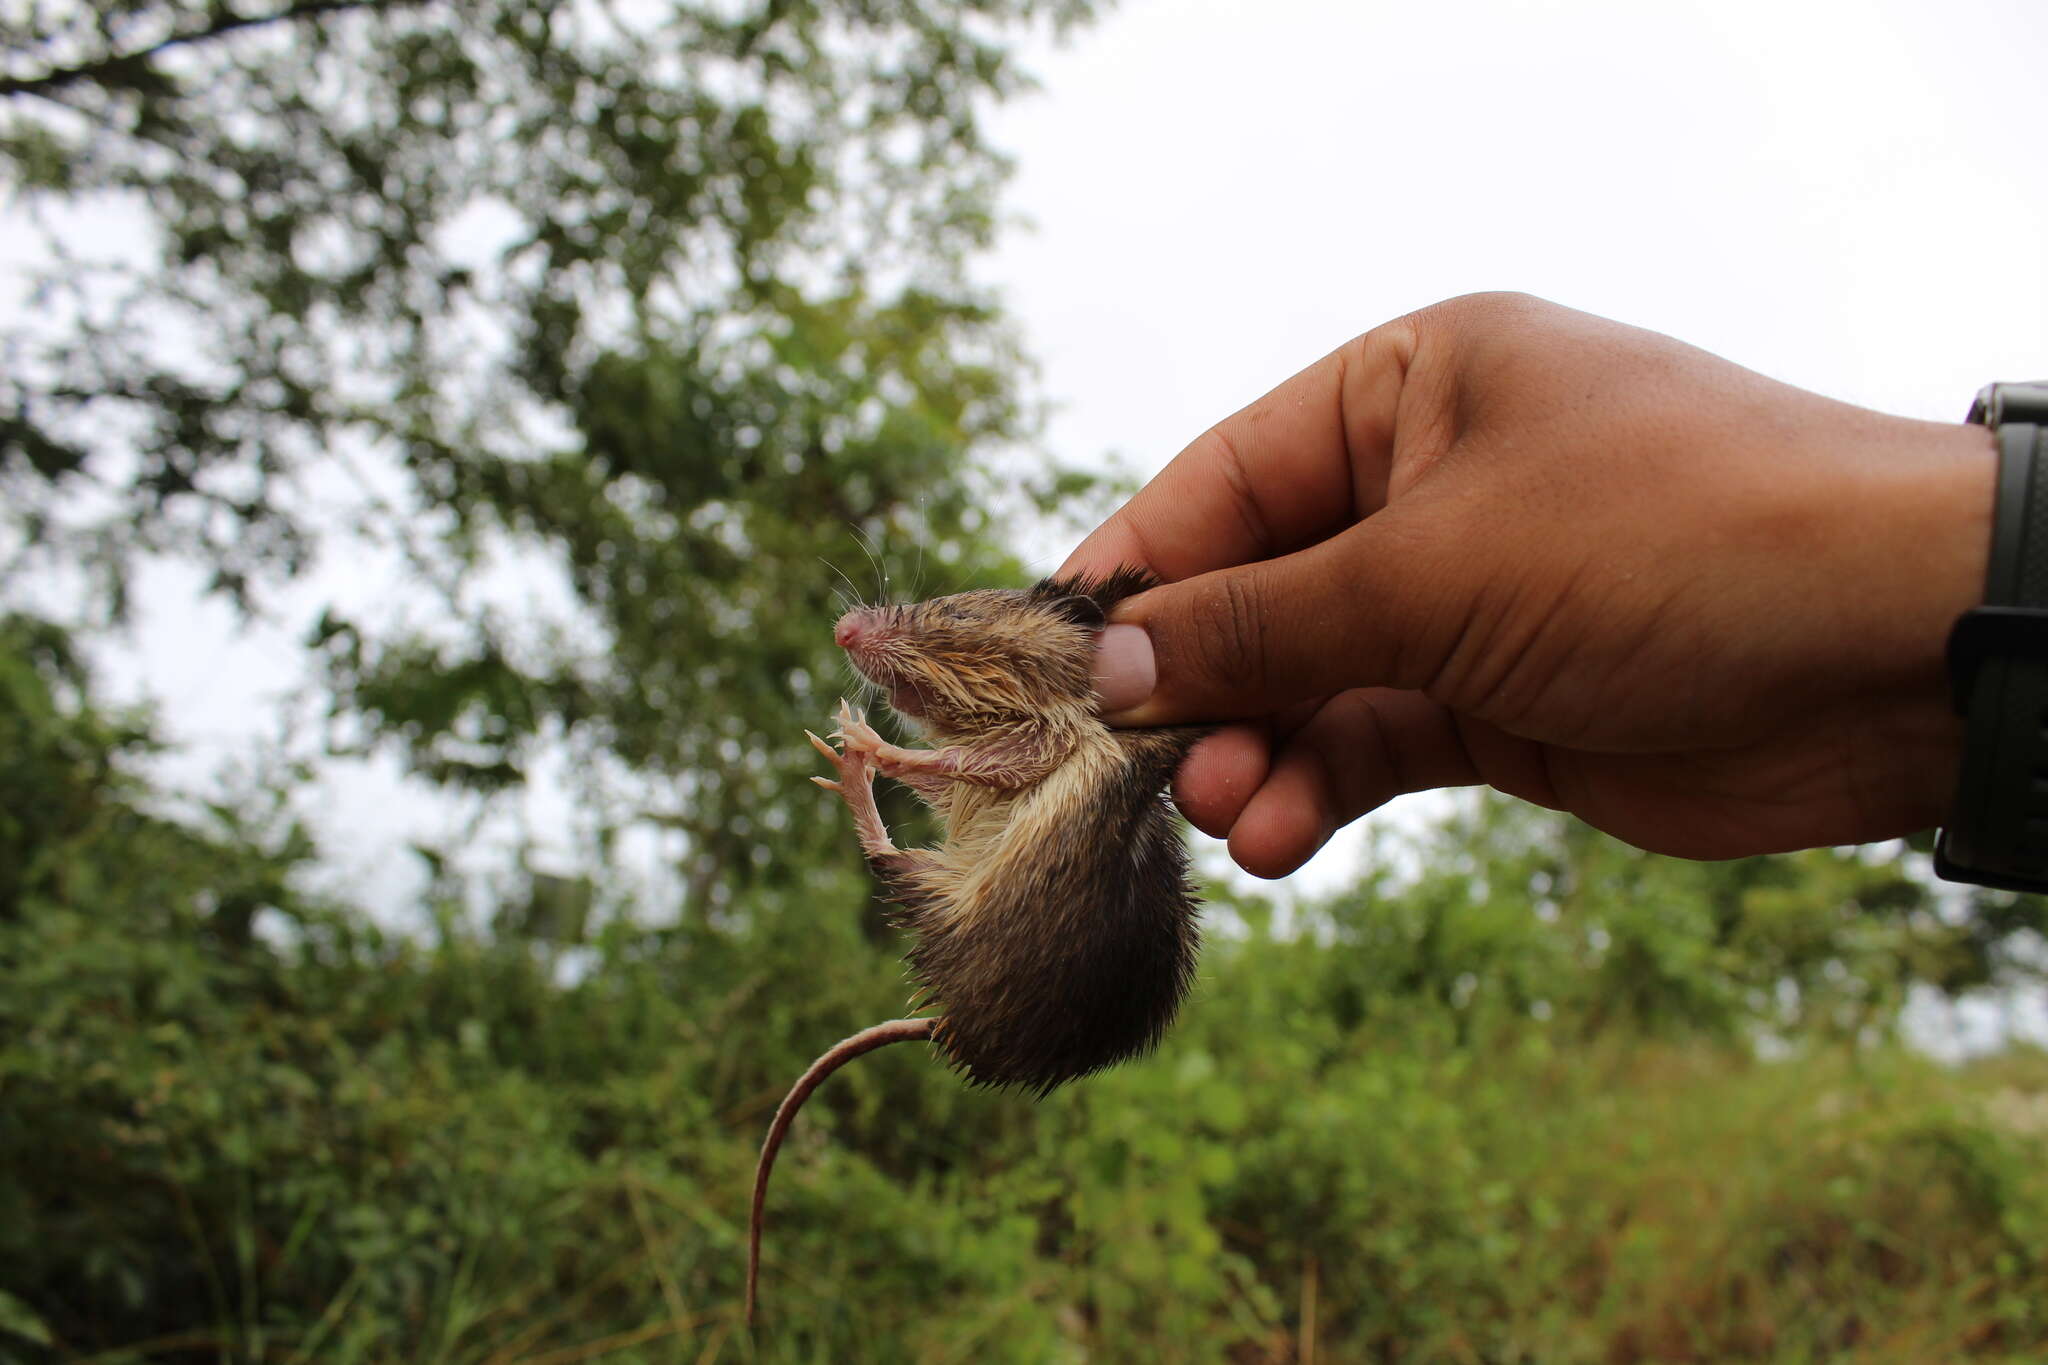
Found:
6,616 -> 2048,1363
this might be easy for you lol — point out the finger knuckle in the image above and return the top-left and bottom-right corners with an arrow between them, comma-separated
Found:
1346,317 -> 1417,389
1193,573 -> 1270,700
1193,424 -> 1273,559
1446,289 -> 1543,318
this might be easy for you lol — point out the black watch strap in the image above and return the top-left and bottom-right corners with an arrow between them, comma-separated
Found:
1935,380 -> 2048,891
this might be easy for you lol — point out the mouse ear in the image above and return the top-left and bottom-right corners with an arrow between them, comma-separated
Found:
1040,593 -> 1106,628
1033,565 -> 1158,617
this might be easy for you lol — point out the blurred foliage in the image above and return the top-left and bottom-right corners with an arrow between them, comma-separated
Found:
7,619 -> 2048,1362
9,3 -> 2048,1363
1,0 -> 1100,917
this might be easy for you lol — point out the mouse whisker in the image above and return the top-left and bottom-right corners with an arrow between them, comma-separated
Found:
851,522 -> 891,606
908,495 -> 930,603
819,555 -> 869,612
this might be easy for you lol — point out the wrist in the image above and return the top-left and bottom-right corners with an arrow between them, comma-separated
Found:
1898,417 -> 1999,672
1874,416 -> 1997,830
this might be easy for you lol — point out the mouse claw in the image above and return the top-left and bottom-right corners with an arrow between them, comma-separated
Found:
808,719 -> 875,796
835,710 -> 887,757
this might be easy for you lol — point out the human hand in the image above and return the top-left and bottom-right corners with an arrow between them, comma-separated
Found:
1063,293 -> 1994,877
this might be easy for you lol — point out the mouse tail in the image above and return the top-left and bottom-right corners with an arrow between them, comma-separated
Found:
746,1016 -> 938,1327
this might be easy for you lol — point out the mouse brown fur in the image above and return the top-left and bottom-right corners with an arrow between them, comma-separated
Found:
745,567 -> 1208,1324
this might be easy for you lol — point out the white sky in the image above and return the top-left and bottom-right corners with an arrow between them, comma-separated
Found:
10,0 -> 2048,994
991,0 -> 2048,532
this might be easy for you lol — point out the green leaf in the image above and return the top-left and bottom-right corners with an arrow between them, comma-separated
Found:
0,1291 -> 53,1346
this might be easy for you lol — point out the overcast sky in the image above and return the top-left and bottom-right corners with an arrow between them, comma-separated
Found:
992,0 -> 2048,580
15,0 -> 2048,938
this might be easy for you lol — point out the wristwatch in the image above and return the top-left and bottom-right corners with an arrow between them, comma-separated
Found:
1936,380 -> 2048,892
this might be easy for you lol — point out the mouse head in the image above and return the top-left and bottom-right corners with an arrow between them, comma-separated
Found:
833,567 -> 1154,732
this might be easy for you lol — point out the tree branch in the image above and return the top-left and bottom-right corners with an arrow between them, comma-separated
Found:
0,0 -> 405,101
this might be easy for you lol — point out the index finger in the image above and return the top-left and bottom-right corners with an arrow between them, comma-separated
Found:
1057,324 -> 1414,587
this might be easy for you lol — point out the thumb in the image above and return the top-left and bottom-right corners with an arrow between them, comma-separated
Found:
1094,518 -> 1449,727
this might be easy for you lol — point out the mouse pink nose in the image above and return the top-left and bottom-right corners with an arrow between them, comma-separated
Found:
834,612 -> 865,649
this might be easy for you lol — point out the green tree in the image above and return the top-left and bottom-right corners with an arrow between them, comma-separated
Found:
2,0 -> 1097,925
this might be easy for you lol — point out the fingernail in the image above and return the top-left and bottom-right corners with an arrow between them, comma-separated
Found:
1092,624 -> 1156,713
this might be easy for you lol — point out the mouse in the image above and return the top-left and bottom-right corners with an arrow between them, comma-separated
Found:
745,566 -> 1210,1325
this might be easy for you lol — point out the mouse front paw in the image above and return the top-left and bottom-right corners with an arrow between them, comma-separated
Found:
807,704 -> 901,859
830,700 -> 889,758
806,722 -> 874,795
